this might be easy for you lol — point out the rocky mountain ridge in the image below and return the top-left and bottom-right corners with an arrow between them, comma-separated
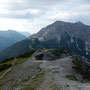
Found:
30,21 -> 90,59
0,49 -> 90,90
0,21 -> 90,62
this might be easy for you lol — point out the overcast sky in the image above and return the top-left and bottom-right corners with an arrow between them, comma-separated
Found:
0,0 -> 90,34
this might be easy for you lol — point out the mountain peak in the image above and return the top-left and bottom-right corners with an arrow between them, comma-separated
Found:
54,21 -> 67,24
75,21 -> 85,26
8,29 -> 16,32
54,21 -> 85,26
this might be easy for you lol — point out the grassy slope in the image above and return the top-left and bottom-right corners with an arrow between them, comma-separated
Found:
0,57 -> 45,90
0,38 -> 48,62
0,39 -> 31,61
0,50 -> 35,77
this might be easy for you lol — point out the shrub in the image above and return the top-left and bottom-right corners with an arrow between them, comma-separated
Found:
0,64 -> 12,72
17,50 -> 35,58
72,57 -> 90,81
0,58 -> 14,63
35,54 -> 44,60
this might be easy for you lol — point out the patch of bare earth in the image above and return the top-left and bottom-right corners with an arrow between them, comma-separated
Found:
37,57 -> 90,90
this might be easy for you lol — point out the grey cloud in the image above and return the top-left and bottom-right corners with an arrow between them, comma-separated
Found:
5,0 -> 60,10
0,0 -> 90,34
0,9 -> 45,19
6,0 -> 88,11
0,0 -> 90,23
0,13 -> 33,19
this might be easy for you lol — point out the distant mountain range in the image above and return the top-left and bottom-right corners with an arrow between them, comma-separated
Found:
19,32 -> 30,37
0,30 -> 26,52
0,21 -> 90,61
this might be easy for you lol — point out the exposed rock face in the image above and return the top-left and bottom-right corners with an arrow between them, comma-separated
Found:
35,49 -> 72,61
31,21 -> 90,42
30,21 -> 90,59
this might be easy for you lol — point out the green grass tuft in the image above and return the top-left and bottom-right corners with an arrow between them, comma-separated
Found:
0,63 -> 12,72
15,57 -> 30,65
21,71 -> 45,90
49,49 -> 65,57
72,57 -> 90,81
65,75 -> 77,81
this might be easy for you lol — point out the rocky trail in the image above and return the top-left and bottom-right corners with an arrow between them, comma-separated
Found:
0,55 -> 90,90
36,56 -> 90,90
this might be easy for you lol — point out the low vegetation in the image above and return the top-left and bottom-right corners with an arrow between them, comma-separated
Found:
65,75 -> 77,81
49,49 -> 65,57
0,58 -> 14,64
72,57 -> 90,81
17,50 -> 35,58
35,54 -> 44,60
0,58 -> 15,76
0,57 -> 44,89
52,84 -> 63,90
21,71 -> 45,90
0,63 -> 12,72
15,57 -> 29,65
0,50 -> 35,66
